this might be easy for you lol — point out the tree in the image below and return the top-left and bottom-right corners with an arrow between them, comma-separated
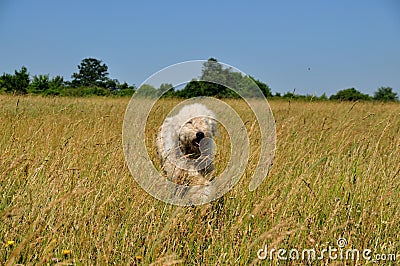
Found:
104,78 -> 119,91
0,73 -> 14,92
135,84 -> 158,97
373,87 -> 398,102
197,58 -> 240,98
283,91 -> 296,98
71,58 -> 110,88
29,74 -> 50,94
320,93 -> 328,100
178,80 -> 238,98
28,74 -> 65,95
167,58 -> 273,99
13,66 -> 30,94
49,76 -> 64,90
0,66 -> 30,94
330,88 -> 370,101
159,83 -> 176,98
249,76 -> 272,97
114,82 -> 135,96
46,76 -> 65,95
201,58 -> 226,85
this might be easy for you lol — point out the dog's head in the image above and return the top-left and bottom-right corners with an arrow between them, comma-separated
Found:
178,116 -> 217,158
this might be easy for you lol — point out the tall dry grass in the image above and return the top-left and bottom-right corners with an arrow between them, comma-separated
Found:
1,95 -> 399,265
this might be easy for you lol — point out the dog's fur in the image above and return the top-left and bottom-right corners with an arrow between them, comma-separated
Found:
156,103 -> 217,190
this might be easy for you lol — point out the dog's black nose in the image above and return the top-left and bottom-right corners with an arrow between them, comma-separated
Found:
196,131 -> 205,140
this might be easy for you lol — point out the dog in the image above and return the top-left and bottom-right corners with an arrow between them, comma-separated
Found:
156,103 -> 217,199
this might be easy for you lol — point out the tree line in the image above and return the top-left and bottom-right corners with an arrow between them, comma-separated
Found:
0,58 -> 398,102
0,58 -> 135,97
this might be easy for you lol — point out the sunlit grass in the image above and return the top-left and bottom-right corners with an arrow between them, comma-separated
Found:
1,95 -> 399,264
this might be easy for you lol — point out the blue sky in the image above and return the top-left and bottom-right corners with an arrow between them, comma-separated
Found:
0,0 -> 399,96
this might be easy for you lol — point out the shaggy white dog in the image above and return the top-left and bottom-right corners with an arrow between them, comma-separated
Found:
156,103 -> 217,196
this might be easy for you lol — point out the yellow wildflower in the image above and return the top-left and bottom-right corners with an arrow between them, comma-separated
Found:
62,249 -> 71,255
5,240 -> 15,247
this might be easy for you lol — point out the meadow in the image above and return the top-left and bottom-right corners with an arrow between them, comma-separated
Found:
1,95 -> 399,265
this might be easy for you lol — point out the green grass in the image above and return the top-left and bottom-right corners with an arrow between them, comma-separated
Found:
1,95 -> 399,265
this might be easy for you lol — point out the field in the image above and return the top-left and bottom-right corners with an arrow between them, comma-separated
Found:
1,95 -> 399,265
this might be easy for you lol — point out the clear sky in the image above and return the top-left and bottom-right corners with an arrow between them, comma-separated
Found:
1,0 -> 399,96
